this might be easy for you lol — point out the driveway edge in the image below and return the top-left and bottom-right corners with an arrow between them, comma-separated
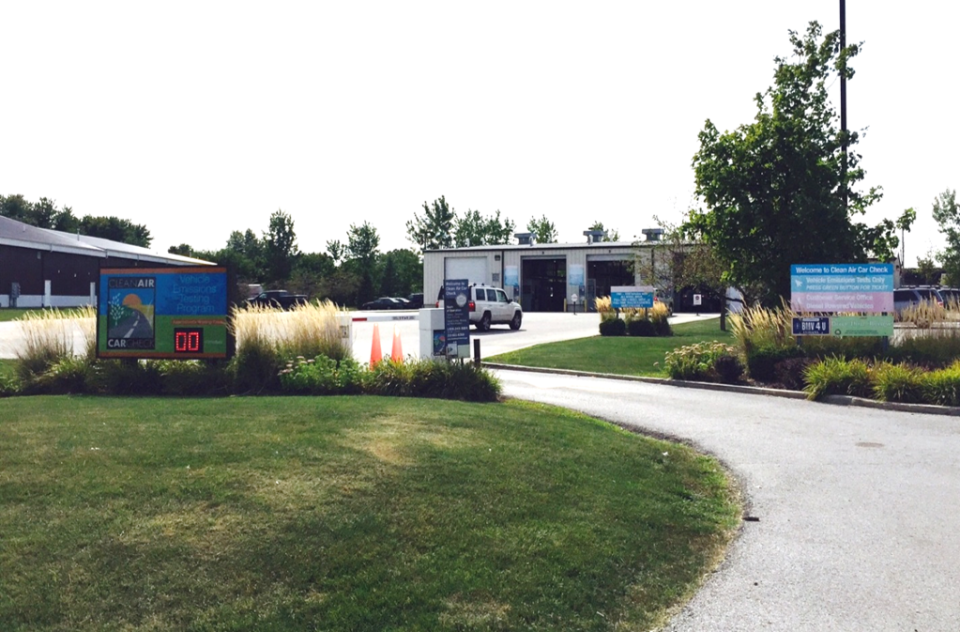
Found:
484,362 -> 960,416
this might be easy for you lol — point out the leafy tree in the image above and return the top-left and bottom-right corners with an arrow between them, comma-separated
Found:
326,239 -> 345,265
407,196 -> 456,251
915,251 -> 939,286
527,215 -> 557,243
454,209 -> 516,247
347,221 -> 381,305
588,221 -> 620,242
932,189 -> 960,284
168,244 -> 195,256
685,22 -> 894,306
263,210 -> 299,283
379,249 -> 423,296
896,207 -> 917,264
80,215 -> 152,247
0,194 -> 34,224
52,207 -> 80,233
289,252 -> 336,297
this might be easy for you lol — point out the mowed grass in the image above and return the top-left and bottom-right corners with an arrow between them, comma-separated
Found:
0,396 -> 739,632
0,309 -> 46,323
488,317 -> 733,377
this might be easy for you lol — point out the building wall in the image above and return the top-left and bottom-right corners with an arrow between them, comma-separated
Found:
424,244 -> 646,311
0,245 -> 194,309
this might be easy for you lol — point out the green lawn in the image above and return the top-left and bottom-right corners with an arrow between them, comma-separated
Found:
487,317 -> 733,377
0,309 -> 38,323
0,396 -> 739,631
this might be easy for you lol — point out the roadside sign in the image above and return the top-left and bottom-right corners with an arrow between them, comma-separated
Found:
611,285 -> 655,309
831,315 -> 894,337
693,294 -> 702,306
790,263 -> 894,313
443,279 -> 471,358
792,317 -> 830,336
97,266 -> 233,359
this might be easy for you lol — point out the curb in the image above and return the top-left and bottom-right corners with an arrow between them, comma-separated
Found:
483,362 -> 960,416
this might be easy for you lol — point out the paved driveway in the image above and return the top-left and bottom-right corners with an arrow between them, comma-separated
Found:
496,369 -> 960,631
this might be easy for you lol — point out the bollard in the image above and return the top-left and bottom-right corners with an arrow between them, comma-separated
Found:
473,338 -> 481,367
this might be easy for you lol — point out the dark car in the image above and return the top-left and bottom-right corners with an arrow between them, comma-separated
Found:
246,290 -> 309,310
360,297 -> 404,310
406,293 -> 424,309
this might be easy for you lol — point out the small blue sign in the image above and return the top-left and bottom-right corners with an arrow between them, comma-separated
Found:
611,285 -> 654,309
792,317 -> 830,336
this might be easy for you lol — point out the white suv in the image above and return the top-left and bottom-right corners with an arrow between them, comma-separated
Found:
437,285 -> 523,331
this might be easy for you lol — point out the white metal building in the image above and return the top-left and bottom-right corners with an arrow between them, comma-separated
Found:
423,232 -> 663,312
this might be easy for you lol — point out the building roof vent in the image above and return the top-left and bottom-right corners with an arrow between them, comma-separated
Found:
515,232 -> 535,246
641,228 -> 664,242
583,229 -> 606,243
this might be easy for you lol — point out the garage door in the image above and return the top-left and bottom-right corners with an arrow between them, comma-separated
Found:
444,257 -> 488,286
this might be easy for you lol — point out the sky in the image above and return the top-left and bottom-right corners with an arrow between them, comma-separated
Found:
2,1 -> 956,267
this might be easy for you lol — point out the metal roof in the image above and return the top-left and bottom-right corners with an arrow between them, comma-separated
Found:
0,215 -> 213,266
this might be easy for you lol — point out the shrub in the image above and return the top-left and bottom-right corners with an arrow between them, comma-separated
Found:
229,343 -> 283,394
803,357 -> 872,400
90,360 -> 164,396
159,360 -> 231,397
665,341 -> 739,382
713,353 -> 745,384
871,362 -> 925,403
279,356 -> 366,395
773,356 -> 815,391
24,356 -> 95,395
922,361 -> 960,406
729,302 -> 796,354
15,309 -> 76,383
888,328 -> 960,368
626,318 -> 656,337
599,318 -> 626,336
745,345 -> 803,383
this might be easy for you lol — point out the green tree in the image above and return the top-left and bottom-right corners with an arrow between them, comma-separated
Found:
896,207 -> 917,265
326,239 -> 345,265
407,196 -> 456,251
454,209 -> 516,247
0,194 -> 34,224
347,221 -> 381,305
685,22 -> 893,306
168,244 -> 195,257
263,210 -> 299,283
932,189 -> 960,284
289,252 -> 336,298
378,248 -> 423,296
588,221 -> 620,242
915,251 -> 939,285
80,215 -> 152,247
527,215 -> 557,243
52,207 -> 80,233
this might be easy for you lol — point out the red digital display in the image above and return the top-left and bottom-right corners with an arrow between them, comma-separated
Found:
173,328 -> 204,353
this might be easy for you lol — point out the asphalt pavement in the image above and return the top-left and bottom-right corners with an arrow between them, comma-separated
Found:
496,368 -> 960,631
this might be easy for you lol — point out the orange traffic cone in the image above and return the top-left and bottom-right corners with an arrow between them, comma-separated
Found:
370,324 -> 382,366
391,325 -> 403,362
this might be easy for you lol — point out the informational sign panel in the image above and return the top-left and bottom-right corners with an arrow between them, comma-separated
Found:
791,316 -> 894,337
611,285 -> 655,309
792,317 -> 831,335
831,315 -> 894,337
443,279 -> 471,358
790,263 -> 894,313
97,267 -> 233,359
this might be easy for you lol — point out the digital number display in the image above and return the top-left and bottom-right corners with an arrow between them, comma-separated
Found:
174,328 -> 204,353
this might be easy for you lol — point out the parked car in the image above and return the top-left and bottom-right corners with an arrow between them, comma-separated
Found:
938,287 -> 960,308
406,293 -> 424,309
894,287 -> 944,316
436,284 -> 522,331
360,297 -> 404,310
246,289 -> 309,310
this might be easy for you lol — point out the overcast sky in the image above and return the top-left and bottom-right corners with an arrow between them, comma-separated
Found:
2,1 -> 956,266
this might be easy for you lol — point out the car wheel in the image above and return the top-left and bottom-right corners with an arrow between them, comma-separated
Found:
509,311 -> 522,330
478,312 -> 492,331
